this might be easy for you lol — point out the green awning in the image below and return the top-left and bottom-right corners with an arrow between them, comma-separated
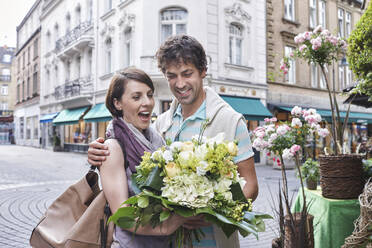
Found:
40,112 -> 59,123
278,106 -> 372,124
221,95 -> 272,121
83,103 -> 112,123
53,107 -> 89,125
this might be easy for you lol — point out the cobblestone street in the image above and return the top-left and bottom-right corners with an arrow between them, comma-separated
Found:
0,145 -> 300,248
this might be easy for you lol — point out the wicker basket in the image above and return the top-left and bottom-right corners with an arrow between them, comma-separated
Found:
306,179 -> 317,190
319,155 -> 364,199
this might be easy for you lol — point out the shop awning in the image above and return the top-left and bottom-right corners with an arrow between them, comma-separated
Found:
53,107 -> 89,125
221,95 -> 272,121
83,103 -> 112,123
40,112 -> 59,123
277,106 -> 372,124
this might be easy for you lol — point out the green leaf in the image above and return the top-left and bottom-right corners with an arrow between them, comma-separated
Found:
159,210 -> 171,222
109,206 -> 136,223
123,196 -> 138,205
143,166 -> 164,192
173,206 -> 195,217
117,216 -> 135,229
256,219 -> 266,232
130,174 -> 142,195
138,196 -> 149,208
230,182 -> 247,203
141,208 -> 154,226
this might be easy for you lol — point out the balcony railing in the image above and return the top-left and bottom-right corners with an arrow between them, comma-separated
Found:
55,21 -> 93,53
54,76 -> 93,100
0,75 -> 11,82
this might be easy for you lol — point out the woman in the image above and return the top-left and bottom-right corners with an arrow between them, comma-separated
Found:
101,67 -> 185,248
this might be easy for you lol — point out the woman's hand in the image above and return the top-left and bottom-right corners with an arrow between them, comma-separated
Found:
87,137 -> 110,166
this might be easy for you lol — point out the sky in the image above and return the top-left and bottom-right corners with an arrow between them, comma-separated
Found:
0,0 -> 36,48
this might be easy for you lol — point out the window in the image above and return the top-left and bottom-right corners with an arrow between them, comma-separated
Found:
284,0 -> 295,21
54,24 -> 59,43
54,66 -> 59,86
229,23 -> 243,65
76,6 -> 81,26
66,14 -> 71,35
339,64 -> 345,89
285,46 -> 296,84
1,102 -> 8,110
66,61 -> 71,81
2,68 -> 10,76
27,47 -> 30,64
346,66 -> 352,87
318,0 -> 326,28
33,65 -> 38,95
26,117 -> 31,140
345,12 -> 351,37
161,100 -> 172,113
33,38 -> 38,58
338,8 -> 344,37
311,63 -> 317,88
124,29 -> 132,67
160,8 -> 187,43
105,0 -> 112,12
20,117 -> 24,139
27,77 -> 30,98
309,0 -> 316,28
105,38 -> 112,73
2,54 -> 11,63
22,52 -> 25,68
33,116 -> 38,138
319,71 -> 326,89
17,84 -> 20,102
87,0 -> 93,21
1,85 -> 8,95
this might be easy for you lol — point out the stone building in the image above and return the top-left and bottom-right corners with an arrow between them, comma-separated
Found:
36,0 -> 270,156
266,0 -> 372,157
0,46 -> 15,144
13,0 -> 41,147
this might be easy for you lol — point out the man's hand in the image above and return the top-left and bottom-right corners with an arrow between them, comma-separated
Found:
87,137 -> 110,166
182,215 -> 212,230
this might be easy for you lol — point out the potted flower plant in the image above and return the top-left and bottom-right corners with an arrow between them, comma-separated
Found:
297,159 -> 320,190
280,26 -> 365,199
252,106 -> 329,248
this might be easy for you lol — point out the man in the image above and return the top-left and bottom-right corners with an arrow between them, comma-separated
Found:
88,35 -> 258,248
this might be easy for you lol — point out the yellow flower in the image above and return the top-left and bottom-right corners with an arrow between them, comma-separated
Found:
181,141 -> 194,152
165,162 -> 180,178
227,142 -> 238,156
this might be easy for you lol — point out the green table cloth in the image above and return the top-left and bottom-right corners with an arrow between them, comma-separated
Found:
292,187 -> 360,248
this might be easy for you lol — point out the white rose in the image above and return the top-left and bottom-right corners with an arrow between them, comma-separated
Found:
208,132 -> 225,146
169,141 -> 183,152
179,151 -> 193,163
227,142 -> 238,156
194,144 -> 208,160
181,141 -> 194,152
291,118 -> 302,128
165,162 -> 180,178
291,106 -> 302,116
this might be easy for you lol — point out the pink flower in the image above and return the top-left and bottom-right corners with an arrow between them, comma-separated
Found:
294,34 -> 305,44
277,124 -> 290,136
291,106 -> 302,116
291,118 -> 302,128
267,152 -> 271,156
290,144 -> 301,154
311,37 -> 322,50
299,44 -> 307,52
273,157 -> 276,162
313,25 -> 323,34
304,31 -> 312,40
317,128 -> 330,138
264,118 -> 270,123
270,117 -> 277,122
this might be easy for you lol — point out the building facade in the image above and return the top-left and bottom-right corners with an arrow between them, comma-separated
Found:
0,46 -> 16,144
14,0 -> 42,147
36,0 -> 269,157
266,0 -> 371,157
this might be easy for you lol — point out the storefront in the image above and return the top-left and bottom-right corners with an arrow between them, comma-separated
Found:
83,103 -> 112,139
40,112 -> 59,149
221,95 -> 273,164
52,107 -> 91,153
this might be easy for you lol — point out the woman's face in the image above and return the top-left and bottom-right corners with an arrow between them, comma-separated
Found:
114,80 -> 154,131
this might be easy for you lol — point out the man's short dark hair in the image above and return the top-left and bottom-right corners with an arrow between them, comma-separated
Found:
156,35 -> 208,74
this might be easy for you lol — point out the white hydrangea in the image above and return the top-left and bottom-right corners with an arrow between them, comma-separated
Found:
162,150 -> 173,163
161,172 -> 214,208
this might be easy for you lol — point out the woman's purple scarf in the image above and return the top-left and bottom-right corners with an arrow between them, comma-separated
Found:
110,118 -> 149,172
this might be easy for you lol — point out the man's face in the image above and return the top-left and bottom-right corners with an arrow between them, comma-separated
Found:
165,62 -> 206,106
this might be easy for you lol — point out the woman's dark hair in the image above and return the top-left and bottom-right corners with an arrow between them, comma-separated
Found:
105,67 -> 154,117
156,35 -> 208,74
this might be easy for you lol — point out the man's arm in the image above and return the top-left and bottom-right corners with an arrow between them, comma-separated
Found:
237,157 -> 258,201
87,137 -> 110,166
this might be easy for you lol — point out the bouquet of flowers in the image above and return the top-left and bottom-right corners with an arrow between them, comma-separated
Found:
109,132 -> 271,247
